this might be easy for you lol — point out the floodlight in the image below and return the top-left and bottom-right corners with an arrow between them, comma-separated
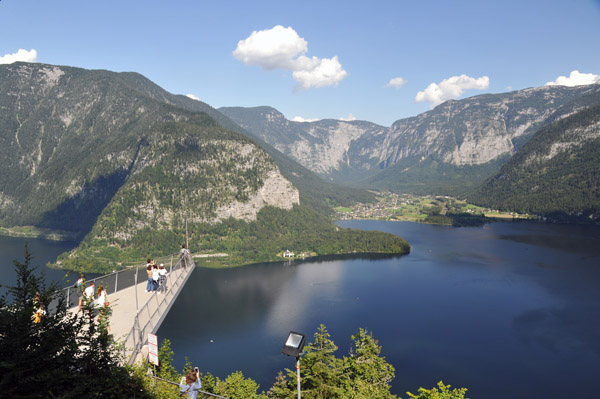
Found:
281,331 -> 306,358
281,331 -> 306,399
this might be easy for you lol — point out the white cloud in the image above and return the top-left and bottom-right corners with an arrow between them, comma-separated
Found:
233,25 -> 307,70
386,77 -> 406,89
233,25 -> 347,89
545,70 -> 600,87
339,113 -> 357,121
292,55 -> 347,89
0,48 -> 38,64
416,74 -> 490,108
292,116 -> 319,123
186,94 -> 200,101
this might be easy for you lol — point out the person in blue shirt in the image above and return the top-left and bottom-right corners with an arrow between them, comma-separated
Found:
180,368 -> 202,399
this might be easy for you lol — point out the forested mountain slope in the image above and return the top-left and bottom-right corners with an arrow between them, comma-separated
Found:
0,62 -> 407,271
468,104 -> 600,222
73,66 -> 377,211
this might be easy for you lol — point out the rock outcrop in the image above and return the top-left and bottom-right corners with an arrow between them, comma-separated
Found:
220,84 -> 600,192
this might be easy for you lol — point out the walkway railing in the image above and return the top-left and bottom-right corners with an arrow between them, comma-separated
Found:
151,374 -> 230,399
123,255 -> 195,364
62,252 -> 182,309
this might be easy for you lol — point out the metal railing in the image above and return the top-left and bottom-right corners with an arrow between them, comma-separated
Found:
123,254 -> 195,364
151,374 -> 229,399
62,252 -> 183,309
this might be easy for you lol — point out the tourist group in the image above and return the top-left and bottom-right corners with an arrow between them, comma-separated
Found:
145,260 -> 169,293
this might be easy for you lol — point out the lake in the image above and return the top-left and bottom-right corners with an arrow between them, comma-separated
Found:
0,235 -> 79,295
1,220 -> 599,398
158,220 -> 600,399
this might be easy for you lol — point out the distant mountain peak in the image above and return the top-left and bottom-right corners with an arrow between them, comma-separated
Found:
221,83 -> 600,195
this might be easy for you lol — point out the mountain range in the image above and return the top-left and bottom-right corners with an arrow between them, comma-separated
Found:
220,84 -> 600,195
0,62 -> 407,271
1,61 -> 599,271
469,103 -> 600,221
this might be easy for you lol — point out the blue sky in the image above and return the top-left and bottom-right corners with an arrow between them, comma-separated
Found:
1,0 -> 599,126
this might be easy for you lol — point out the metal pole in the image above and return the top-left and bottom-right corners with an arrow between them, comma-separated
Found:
296,357 -> 301,399
134,266 -> 139,312
185,218 -> 189,250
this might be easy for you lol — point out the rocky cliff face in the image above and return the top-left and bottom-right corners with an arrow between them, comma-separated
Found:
381,85 -> 600,168
221,85 -> 600,192
219,106 -> 387,181
469,104 -> 600,219
0,62 -> 299,241
215,169 -> 299,222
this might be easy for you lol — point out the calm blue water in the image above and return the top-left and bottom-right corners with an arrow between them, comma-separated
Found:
3,221 -> 599,398
0,235 -> 79,294
158,220 -> 600,398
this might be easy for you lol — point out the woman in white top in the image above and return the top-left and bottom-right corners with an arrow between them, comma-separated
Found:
94,285 -> 110,330
151,263 -> 160,292
95,286 -> 107,308
84,282 -> 95,303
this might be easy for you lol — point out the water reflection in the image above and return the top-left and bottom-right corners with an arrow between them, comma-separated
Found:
158,220 -> 600,399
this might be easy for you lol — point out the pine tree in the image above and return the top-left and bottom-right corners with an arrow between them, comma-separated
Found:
0,245 -> 150,398
214,371 -> 266,399
342,328 -> 397,398
300,324 -> 345,399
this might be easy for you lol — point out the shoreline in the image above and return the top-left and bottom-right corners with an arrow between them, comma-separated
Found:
0,226 -> 79,242
193,250 -> 410,269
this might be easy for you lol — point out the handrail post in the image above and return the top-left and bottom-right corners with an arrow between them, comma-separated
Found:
135,265 -> 139,312
114,270 -> 119,293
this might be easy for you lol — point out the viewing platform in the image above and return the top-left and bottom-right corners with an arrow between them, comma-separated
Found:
66,253 -> 195,364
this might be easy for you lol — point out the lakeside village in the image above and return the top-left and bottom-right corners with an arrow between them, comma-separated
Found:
277,193 -> 532,261
334,192 -> 534,223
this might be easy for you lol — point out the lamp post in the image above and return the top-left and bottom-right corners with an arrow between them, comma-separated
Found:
281,331 -> 306,399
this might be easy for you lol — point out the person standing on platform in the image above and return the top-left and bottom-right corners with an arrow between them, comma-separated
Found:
94,285 -> 110,330
151,263 -> 160,292
84,281 -> 95,303
145,261 -> 153,292
158,263 -> 168,293
76,274 -> 85,311
180,244 -> 190,269
95,285 -> 108,308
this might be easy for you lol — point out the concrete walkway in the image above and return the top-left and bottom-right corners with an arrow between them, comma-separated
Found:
108,269 -> 178,341
70,262 -> 195,363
